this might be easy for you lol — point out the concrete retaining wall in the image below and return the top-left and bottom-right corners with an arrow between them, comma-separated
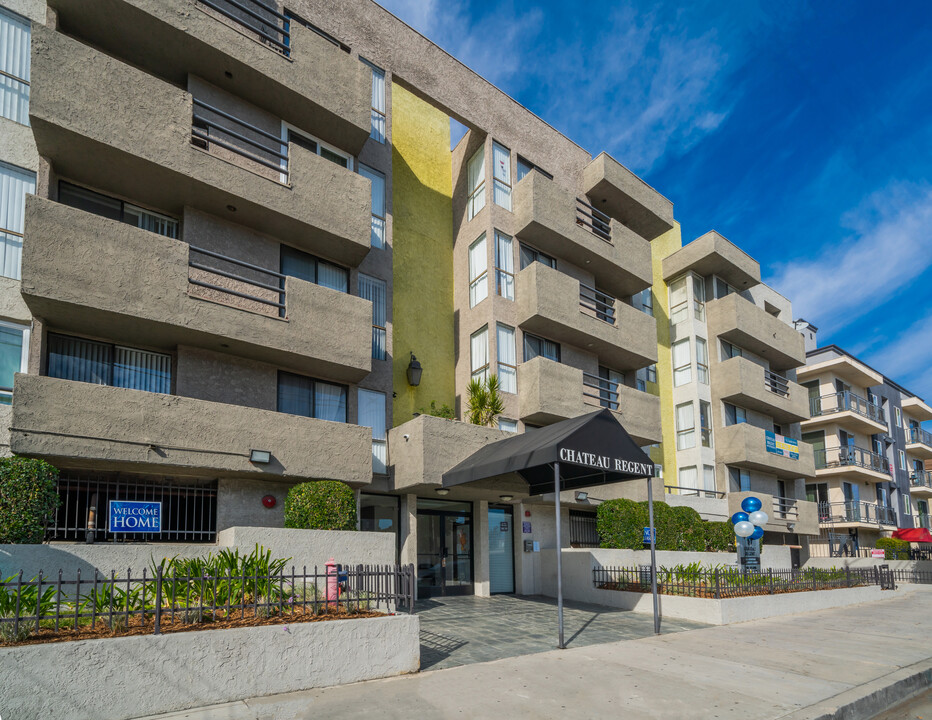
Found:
0,527 -> 395,582
0,614 -> 419,720
579,546 -> 792,570
804,557 -> 932,573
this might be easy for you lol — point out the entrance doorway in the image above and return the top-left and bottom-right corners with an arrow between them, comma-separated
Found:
488,505 -> 515,594
417,499 -> 473,597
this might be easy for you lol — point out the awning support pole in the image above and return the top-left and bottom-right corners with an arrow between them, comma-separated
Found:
555,461 -> 565,649
648,473 -> 660,635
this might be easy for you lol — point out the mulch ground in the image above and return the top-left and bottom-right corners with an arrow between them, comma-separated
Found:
2,604 -> 387,647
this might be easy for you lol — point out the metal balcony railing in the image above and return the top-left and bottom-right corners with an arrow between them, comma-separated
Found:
916,514 -> 932,530
814,446 -> 890,475
198,0 -> 291,55
188,245 -> 286,314
583,372 -> 618,411
910,471 -> 932,490
575,198 -> 612,242
818,501 -> 897,526
579,282 -> 616,325
772,495 -> 799,520
191,98 -> 289,178
909,426 -> 932,447
764,369 -> 789,398
809,390 -> 885,424
663,485 -> 725,499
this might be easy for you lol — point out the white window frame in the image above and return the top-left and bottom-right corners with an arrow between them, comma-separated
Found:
358,163 -> 386,249
895,406 -> 902,429
496,323 -> 517,394
470,326 -> 489,382
280,121 -> 353,183
696,337 -> 709,385
0,319 -> 29,403
898,450 -> 907,471
641,288 -> 654,317
468,233 -> 488,307
361,58 -> 386,144
466,146 -> 486,220
494,230 -> 514,300
700,400 -> 712,448
669,276 -> 688,325
492,141 -> 512,211
0,6 -> 30,126
678,465 -> 698,491
672,338 -> 692,386
498,418 -> 518,433
703,465 -> 716,492
676,402 -> 696,450
358,388 -> 387,474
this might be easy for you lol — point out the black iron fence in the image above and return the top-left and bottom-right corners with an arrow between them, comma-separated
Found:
593,565 -> 893,599
0,564 -> 415,644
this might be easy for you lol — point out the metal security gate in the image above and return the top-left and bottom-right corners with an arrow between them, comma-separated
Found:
49,475 -> 218,543
569,510 -> 599,548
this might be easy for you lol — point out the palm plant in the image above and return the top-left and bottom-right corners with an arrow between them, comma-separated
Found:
466,375 -> 505,427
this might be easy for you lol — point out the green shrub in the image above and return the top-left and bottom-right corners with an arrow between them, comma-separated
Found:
703,521 -> 736,552
418,401 -> 455,420
284,481 -> 357,531
0,457 -> 60,544
596,499 -> 736,552
596,499 -> 645,549
876,537 -> 909,560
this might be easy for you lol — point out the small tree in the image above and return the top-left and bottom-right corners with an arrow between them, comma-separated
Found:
466,375 -> 505,427
0,457 -> 60,544
418,401 -> 455,419
284,481 -> 357,531
876,537 -> 909,560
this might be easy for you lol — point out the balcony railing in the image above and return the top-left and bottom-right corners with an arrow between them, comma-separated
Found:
764,370 -> 789,398
188,245 -> 286,316
818,501 -> 897,526
772,495 -> 799,520
910,471 -> 932,490
191,98 -> 289,178
583,372 -> 618,410
663,485 -> 725,499
809,390 -> 885,424
909,426 -> 932,446
198,0 -> 291,55
575,197 -> 612,242
579,282 -> 616,324
814,446 -> 890,475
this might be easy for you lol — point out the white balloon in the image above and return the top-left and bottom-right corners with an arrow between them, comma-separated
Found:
734,520 -> 755,538
749,510 -> 769,527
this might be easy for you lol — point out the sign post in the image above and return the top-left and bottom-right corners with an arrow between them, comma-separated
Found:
554,461 -> 565,649
647,474 -> 660,635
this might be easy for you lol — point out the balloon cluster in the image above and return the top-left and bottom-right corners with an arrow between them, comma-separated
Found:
731,496 -> 768,540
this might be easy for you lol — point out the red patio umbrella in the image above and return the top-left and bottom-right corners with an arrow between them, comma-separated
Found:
892,528 -> 932,543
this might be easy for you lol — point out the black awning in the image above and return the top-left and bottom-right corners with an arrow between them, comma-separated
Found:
442,409 -> 654,495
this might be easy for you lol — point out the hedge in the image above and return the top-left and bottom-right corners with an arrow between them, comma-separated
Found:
596,499 -> 735,553
284,481 -> 357,531
0,457 -> 60,544
875,537 -> 909,560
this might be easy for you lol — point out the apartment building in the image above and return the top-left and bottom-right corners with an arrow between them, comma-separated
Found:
794,335 -> 932,555
651,231 -> 820,564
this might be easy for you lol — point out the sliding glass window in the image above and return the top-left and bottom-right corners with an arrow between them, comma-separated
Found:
359,273 -> 387,360
277,371 -> 347,423
280,245 -> 348,293
47,334 -> 171,394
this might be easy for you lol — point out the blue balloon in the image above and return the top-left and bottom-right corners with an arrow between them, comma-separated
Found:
750,526 -> 764,540
731,512 -> 749,525
741,497 -> 763,513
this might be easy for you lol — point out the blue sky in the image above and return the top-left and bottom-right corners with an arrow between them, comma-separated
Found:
378,0 -> 932,401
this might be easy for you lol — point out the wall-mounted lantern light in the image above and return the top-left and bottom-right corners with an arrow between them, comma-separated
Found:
406,353 -> 423,386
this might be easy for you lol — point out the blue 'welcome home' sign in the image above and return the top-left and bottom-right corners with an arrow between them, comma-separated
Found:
109,500 -> 161,533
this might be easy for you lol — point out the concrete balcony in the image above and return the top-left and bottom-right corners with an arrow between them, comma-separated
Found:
909,471 -> 932,498
30,25 -> 371,267
516,356 -> 661,445
662,231 -> 760,292
801,391 -> 888,436
513,171 -> 651,298
47,0 -> 371,154
901,396 -> 932,422
10,374 -> 372,484
713,356 -> 809,425
580,153 -> 674,241
906,426 -> 932,460
727,491 -> 820,536
22,197 -> 372,383
814,446 -> 892,484
516,263 -> 658,372
706,293 -> 805,372
816,501 -> 898,530
716,423 -> 816,481
796,353 -> 882,390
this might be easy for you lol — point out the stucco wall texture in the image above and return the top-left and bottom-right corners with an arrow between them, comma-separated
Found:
0,614 -> 420,720
390,82 -> 455,426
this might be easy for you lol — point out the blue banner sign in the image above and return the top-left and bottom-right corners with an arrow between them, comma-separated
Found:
765,431 -> 799,459
643,527 -> 655,544
109,501 -> 161,533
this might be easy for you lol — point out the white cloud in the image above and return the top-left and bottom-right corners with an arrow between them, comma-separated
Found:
768,182 -> 932,333
861,311 -> 932,399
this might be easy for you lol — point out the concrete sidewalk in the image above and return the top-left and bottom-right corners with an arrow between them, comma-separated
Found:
138,586 -> 932,720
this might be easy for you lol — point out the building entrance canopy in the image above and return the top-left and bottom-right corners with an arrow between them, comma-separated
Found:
442,409 -> 654,494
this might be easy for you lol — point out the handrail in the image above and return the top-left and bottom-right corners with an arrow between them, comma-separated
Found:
809,390 -> 885,424
909,426 -> 932,446
583,371 -> 618,410
818,500 -> 897,526
764,369 -> 789,398
191,98 -> 288,176
575,198 -> 612,242
772,495 -> 799,519
663,485 -> 726,499
0,68 -> 28,86
197,0 -> 291,54
188,245 -> 285,310
910,471 -> 932,489
814,446 -> 890,475
579,282 -> 616,324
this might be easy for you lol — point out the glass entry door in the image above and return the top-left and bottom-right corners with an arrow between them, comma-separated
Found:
417,500 -> 473,597
488,506 -> 515,593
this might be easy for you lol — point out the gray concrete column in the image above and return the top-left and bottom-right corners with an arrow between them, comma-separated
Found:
475,500 -> 489,597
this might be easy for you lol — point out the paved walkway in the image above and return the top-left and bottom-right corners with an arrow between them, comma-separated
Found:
417,594 -> 708,670
138,586 -> 932,720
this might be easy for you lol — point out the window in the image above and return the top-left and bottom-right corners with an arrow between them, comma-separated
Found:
281,245 -> 348,293
523,333 -> 560,363
714,277 -> 733,299
646,364 -> 657,384
360,493 -> 399,539
669,277 -> 688,324
0,7 -> 29,125
635,367 -> 647,392
358,274 -> 386,360
899,450 -> 907,471
676,402 -> 696,450
358,164 -> 385,248
672,338 -> 691,386
729,467 -> 751,492
492,141 -> 511,211
58,182 -> 179,239
904,495 -> 912,516
47,334 -> 171,394
358,389 -> 387,473
470,326 -> 489,382
519,243 -> 556,270
640,288 -> 654,317
0,321 -> 28,404
468,233 -> 488,307
678,466 -> 698,491
724,403 -> 747,425
516,155 -> 552,183
282,127 -> 351,173
277,371 -> 346,422
496,324 -> 516,393
498,418 -> 518,433
494,230 -> 515,300
703,465 -> 716,492
599,366 -> 624,409
693,276 -> 706,320
895,406 -> 902,429
720,340 -> 742,361
696,337 -> 709,384
700,400 -> 712,447
0,162 -> 34,280
466,146 -> 485,220
362,60 -> 386,143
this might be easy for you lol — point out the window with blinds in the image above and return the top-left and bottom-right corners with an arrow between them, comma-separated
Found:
277,371 -> 346,423
359,164 -> 386,248
359,273 -> 387,360
0,7 -> 30,126
47,334 -> 171,394
280,244 -> 348,293
58,182 -> 178,240
358,388 -> 387,473
0,161 -> 34,280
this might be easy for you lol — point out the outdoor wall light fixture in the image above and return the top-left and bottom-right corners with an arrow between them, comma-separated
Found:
499,495 -> 514,502
249,449 -> 271,464
406,353 -> 422,386
435,488 -> 450,496
575,491 -> 589,501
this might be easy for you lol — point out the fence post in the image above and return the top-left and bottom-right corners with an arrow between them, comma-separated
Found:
769,568 -> 774,595
845,566 -> 851,588
13,570 -> 22,638
713,568 -> 720,600
154,565 -> 163,636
